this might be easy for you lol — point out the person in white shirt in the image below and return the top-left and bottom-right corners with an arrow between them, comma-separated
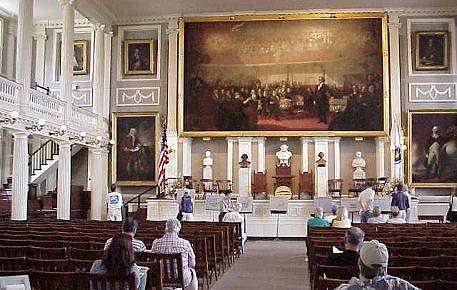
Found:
367,206 -> 386,224
223,203 -> 247,248
107,184 -> 123,221
386,206 -> 406,224
358,181 -> 375,223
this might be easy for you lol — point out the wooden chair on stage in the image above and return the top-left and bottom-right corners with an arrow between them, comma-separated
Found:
252,171 -> 267,199
201,179 -> 218,197
299,171 -> 314,199
328,179 -> 343,198
348,179 -> 366,197
373,177 -> 389,196
216,180 -> 232,196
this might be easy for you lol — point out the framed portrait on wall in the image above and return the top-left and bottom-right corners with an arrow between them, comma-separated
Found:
112,112 -> 159,186
178,13 -> 390,137
408,110 -> 457,187
73,40 -> 89,75
414,31 -> 449,71
123,39 -> 156,75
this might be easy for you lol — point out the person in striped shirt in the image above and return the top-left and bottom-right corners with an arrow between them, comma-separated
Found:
105,218 -> 147,252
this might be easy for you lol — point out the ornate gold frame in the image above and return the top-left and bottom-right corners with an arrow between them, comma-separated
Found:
123,39 -> 155,75
414,31 -> 449,71
178,12 -> 390,137
111,112 -> 160,186
407,110 -> 457,188
73,40 -> 89,75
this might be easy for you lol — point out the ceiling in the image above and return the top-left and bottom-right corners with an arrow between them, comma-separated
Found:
0,0 -> 455,21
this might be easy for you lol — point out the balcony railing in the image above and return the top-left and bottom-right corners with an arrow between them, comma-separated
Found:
71,106 -> 98,128
29,89 -> 65,120
0,77 -> 21,106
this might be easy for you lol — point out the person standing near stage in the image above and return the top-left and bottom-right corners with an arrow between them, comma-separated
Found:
107,184 -> 123,221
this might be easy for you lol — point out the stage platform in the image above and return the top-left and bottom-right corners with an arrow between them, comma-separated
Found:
145,197 -> 434,238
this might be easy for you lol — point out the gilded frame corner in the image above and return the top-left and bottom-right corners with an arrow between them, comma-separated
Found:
111,111 -> 160,186
177,12 -> 390,137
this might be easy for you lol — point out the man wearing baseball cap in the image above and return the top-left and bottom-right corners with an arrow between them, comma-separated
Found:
336,240 -> 420,290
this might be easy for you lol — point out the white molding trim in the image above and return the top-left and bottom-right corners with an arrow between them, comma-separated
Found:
406,18 -> 457,76
52,27 -> 96,84
115,87 -> 161,106
116,24 -> 162,82
408,82 -> 457,102
51,88 -> 94,107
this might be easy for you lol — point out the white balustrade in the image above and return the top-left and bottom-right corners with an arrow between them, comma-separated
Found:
71,106 -> 97,128
28,89 -> 65,120
0,76 -> 21,106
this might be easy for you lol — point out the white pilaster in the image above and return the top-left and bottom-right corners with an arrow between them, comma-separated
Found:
6,22 -> 16,79
314,138 -> 330,197
166,19 -> 179,133
57,141 -> 71,220
237,137 -> 252,197
182,138 -> 192,177
2,132 -> 13,185
334,137 -> 341,179
166,132 -> 178,178
376,137 -> 386,178
103,32 -> 112,120
33,27 -> 47,86
100,149 -> 109,220
59,0 -> 75,119
226,138 -> 234,181
93,23 -> 105,127
15,0 -> 34,92
300,137 -> 312,173
89,148 -> 104,220
11,132 -> 30,221
257,137 -> 266,173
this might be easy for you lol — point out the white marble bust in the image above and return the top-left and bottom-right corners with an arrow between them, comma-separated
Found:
276,144 -> 292,167
203,150 -> 213,179
352,151 -> 366,179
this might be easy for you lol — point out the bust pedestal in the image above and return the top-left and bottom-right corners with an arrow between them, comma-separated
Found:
238,167 -> 251,197
273,165 -> 295,197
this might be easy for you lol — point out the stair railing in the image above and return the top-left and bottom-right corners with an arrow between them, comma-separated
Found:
29,140 -> 59,176
123,186 -> 157,217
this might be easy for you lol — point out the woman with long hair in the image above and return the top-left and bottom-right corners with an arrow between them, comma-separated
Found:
90,233 -> 141,289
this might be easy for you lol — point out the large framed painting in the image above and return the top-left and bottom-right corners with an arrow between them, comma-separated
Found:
112,112 -> 159,186
408,110 -> 457,187
414,31 -> 449,71
178,13 -> 389,137
73,40 -> 89,75
123,39 -> 156,75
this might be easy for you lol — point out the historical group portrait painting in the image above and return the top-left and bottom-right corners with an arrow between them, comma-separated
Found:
181,14 -> 388,136
415,31 -> 449,71
409,111 -> 457,187
123,39 -> 156,75
112,112 -> 159,186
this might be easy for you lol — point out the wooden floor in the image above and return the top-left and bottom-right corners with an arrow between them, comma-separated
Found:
211,240 -> 310,290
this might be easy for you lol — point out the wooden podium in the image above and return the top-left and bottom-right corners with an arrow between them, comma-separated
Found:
273,165 -> 295,197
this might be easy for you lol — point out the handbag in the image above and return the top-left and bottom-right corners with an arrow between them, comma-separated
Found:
446,196 -> 457,222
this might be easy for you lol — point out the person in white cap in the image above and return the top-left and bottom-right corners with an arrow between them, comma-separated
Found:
336,240 -> 420,290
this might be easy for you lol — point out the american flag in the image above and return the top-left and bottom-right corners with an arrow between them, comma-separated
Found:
158,123 -> 169,192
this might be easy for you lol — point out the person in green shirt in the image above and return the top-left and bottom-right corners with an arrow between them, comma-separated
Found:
307,207 -> 330,227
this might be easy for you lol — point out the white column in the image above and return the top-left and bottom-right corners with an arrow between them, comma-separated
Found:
314,138 -> 329,197
376,137 -> 387,178
57,141 -> 71,220
103,32 -> 112,120
6,23 -> 16,79
15,0 -> 34,91
93,23 -> 105,127
166,19 -> 179,133
59,0 -> 75,119
182,138 -> 192,177
100,149 -> 109,220
89,148 -> 104,220
33,26 -> 47,86
237,137 -> 252,197
2,132 -> 13,185
166,132 -> 178,178
334,137 -> 341,179
0,131 -> 3,188
300,137 -> 312,173
11,132 -> 30,221
226,138 -> 234,181
257,137 -> 266,173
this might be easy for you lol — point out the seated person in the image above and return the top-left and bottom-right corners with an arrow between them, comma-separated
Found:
307,207 -> 330,227
386,206 -> 406,224
327,227 -> 365,266
367,206 -> 386,224
332,206 -> 352,228
151,218 -> 198,290
336,240 -> 420,290
105,217 -> 146,252
223,202 -> 247,248
91,233 -> 142,289
324,204 -> 338,223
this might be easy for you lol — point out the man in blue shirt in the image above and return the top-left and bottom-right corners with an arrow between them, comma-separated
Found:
307,207 -> 330,227
391,183 -> 410,222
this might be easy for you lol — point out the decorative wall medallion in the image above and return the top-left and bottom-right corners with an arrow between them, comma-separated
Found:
116,87 -> 160,106
409,83 -> 457,102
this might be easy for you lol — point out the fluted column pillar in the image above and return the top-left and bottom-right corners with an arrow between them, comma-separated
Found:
166,19 -> 179,133
257,137 -> 266,173
182,138 -> 192,177
6,22 -> 16,79
59,0 -> 75,119
16,0 -> 34,91
334,137 -> 341,179
57,141 -> 71,220
89,148 -> 103,220
11,132 -> 30,220
226,138 -> 235,181
93,23 -> 105,128
33,26 -> 47,86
